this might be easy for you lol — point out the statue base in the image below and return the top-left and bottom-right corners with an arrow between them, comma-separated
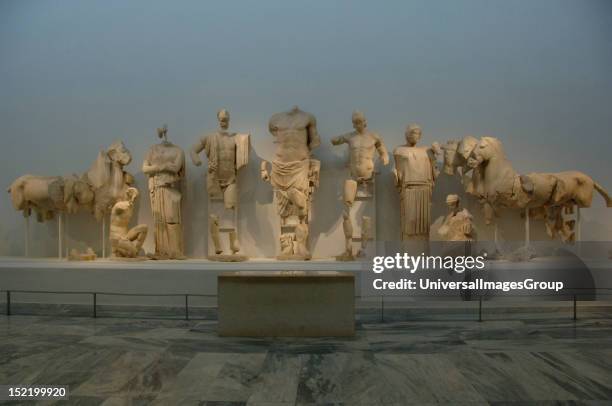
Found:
147,253 -> 187,260
276,254 -> 311,261
335,252 -> 355,262
208,254 -> 248,263
109,256 -> 148,262
218,271 -> 355,337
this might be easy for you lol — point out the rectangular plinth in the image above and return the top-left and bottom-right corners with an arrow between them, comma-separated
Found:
218,271 -> 355,337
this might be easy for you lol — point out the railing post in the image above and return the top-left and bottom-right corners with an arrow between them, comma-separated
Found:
185,294 -> 189,320
478,295 -> 482,322
93,293 -> 97,318
573,294 -> 577,321
6,291 -> 10,316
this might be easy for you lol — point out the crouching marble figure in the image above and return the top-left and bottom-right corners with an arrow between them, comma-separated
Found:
190,109 -> 250,261
110,187 -> 148,258
438,194 -> 475,241
143,125 -> 186,260
261,106 -> 320,260
331,111 -> 388,260
393,124 -> 441,242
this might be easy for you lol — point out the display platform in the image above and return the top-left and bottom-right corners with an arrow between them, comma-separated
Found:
0,256 -> 611,308
218,271 -> 355,337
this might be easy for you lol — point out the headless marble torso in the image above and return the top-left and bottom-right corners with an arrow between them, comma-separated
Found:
269,108 -> 319,162
336,132 -> 384,181
144,142 -> 184,186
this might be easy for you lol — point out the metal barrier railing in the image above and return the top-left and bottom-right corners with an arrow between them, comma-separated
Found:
1,289 -> 611,322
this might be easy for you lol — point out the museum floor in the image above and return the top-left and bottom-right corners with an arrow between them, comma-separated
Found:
1,308 -> 612,405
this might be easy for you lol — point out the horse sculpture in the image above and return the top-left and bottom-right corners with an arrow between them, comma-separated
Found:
467,136 -> 611,242
7,140 -> 134,222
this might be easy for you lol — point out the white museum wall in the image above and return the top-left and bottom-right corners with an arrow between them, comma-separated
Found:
0,0 -> 611,259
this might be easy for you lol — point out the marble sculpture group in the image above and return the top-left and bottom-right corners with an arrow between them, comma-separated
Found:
7,107 -> 611,260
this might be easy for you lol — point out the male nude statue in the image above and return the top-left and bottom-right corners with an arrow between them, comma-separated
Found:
191,109 -> 249,258
109,187 -> 148,258
331,111 -> 388,259
261,106 -> 320,259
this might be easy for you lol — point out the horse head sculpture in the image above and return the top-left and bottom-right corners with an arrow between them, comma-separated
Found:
442,135 -> 479,176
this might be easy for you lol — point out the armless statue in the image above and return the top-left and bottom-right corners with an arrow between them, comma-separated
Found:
261,106 -> 320,259
142,125 -> 186,260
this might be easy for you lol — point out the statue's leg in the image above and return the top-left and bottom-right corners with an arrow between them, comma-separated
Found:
294,223 -> 310,258
483,202 -> 495,225
280,234 -> 293,255
357,216 -> 372,257
224,184 -> 237,210
229,230 -> 240,254
207,172 -> 223,200
127,224 -> 148,252
342,212 -> 353,257
344,179 -> 357,207
111,237 -> 137,257
287,188 -> 307,216
209,214 -> 223,255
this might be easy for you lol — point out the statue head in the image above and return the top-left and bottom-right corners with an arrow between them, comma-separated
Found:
217,109 -> 230,130
405,124 -> 422,146
351,111 -> 367,133
125,187 -> 139,205
446,194 -> 460,213
157,124 -> 168,142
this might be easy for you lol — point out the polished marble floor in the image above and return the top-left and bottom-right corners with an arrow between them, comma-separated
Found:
1,307 -> 612,405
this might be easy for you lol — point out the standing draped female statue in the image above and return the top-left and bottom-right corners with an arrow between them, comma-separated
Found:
142,125 -> 186,259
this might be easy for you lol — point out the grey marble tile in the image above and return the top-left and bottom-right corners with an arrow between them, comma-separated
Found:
73,350 -> 161,396
152,352 -> 235,403
246,402 -> 295,406
529,352 -> 612,400
448,351 -> 586,402
119,349 -> 192,396
246,352 -> 302,403
79,335 -> 170,352
1,312 -> 612,405
374,353 -> 487,404
93,319 -> 198,336
296,352 -> 390,405
98,394 -> 158,405
166,337 -> 275,355
463,336 -> 569,353
203,353 -> 268,402
51,396 -> 107,405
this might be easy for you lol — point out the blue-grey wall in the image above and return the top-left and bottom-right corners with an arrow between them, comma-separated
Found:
1,0 -> 611,257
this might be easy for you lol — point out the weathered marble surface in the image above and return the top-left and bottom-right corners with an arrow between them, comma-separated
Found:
0,309 -> 611,405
